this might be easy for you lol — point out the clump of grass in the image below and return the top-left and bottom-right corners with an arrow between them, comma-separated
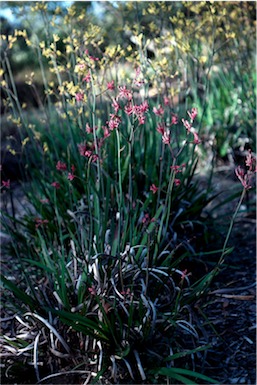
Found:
1,72 -> 215,384
1,2 -> 255,384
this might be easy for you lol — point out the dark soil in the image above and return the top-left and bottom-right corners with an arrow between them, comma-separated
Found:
0,167 -> 256,385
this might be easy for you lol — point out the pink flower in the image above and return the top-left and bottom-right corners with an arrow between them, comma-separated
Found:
138,115 -> 146,125
138,101 -> 149,113
187,107 -> 198,121
71,165 -> 76,173
2,180 -> 10,188
132,101 -> 148,125
163,96 -> 170,106
174,179 -> 181,186
124,102 -> 134,116
133,67 -> 144,87
91,154 -> 98,163
170,165 -> 183,173
235,166 -> 252,190
171,114 -> 178,125
78,63 -> 86,70
245,150 -> 256,172
162,131 -> 170,145
78,143 -> 94,158
170,164 -> 186,175
83,73 -> 91,82
108,114 -> 121,131
75,92 -> 84,102
121,288 -> 131,297
153,105 -> 164,116
181,269 -> 188,279
103,126 -> 110,138
150,184 -> 158,194
68,173 -> 75,181
156,123 -> 165,135
112,99 -> 121,114
89,55 -> 99,61
85,50 -> 99,61
88,286 -> 97,296
86,123 -> 93,133
192,131 -> 201,145
142,213 -> 150,224
51,181 -> 60,189
182,118 -> 192,132
107,80 -> 115,90
56,161 -> 67,171
118,85 -> 133,101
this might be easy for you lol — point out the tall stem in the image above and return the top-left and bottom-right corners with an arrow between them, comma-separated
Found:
218,188 -> 246,265
115,129 -> 123,256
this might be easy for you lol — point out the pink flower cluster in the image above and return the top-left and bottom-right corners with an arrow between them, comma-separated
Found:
235,150 -> 256,190
153,105 -> 164,116
75,92 -> 84,102
124,100 -> 149,125
133,67 -> 144,87
85,49 -> 99,62
52,162 -> 76,187
110,89 -> 149,127
181,108 -> 201,144
107,80 -> 115,91
154,105 -> 179,145
108,114 -> 122,131
150,184 -> 158,194
117,85 -> 133,101
78,143 -> 98,163
83,73 -> 91,83
1,179 -> 10,189
170,164 -> 186,173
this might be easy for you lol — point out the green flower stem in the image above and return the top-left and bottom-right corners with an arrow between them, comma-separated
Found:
4,54 -> 25,126
157,143 -> 165,210
218,187 -> 246,265
115,129 -> 123,257
90,71 -> 102,247
164,158 -> 177,236
128,118 -> 135,246
157,157 -> 176,245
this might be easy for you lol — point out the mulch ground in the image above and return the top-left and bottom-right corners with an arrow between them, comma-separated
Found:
195,169 -> 256,384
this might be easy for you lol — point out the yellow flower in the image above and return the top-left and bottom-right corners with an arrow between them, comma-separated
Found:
33,132 -> 41,141
43,142 -> 49,153
22,137 -> 29,147
66,45 -> 73,54
53,34 -> 60,43
9,148 -> 17,156
14,29 -> 27,38
226,32 -> 236,39
199,56 -> 208,64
